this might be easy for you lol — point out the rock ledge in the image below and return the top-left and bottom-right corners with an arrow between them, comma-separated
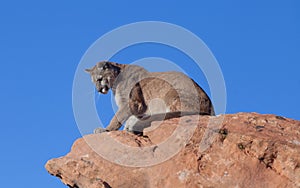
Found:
45,113 -> 300,188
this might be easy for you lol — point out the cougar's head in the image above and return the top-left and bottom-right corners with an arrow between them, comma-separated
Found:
85,61 -> 121,94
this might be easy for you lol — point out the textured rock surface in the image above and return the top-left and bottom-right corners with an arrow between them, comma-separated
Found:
45,113 -> 300,188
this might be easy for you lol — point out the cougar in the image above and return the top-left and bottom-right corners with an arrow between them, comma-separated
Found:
85,61 -> 214,134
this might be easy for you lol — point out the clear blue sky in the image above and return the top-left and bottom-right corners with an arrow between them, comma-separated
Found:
0,1 -> 299,187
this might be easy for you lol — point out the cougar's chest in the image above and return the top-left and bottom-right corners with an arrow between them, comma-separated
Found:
114,90 -> 123,107
114,84 -> 130,108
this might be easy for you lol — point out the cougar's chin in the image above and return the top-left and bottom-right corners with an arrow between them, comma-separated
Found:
98,86 -> 109,94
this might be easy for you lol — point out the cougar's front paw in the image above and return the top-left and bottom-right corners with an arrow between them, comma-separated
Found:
93,127 -> 108,134
124,116 -> 139,132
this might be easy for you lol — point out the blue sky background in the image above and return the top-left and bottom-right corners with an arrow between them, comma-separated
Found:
0,1 -> 299,187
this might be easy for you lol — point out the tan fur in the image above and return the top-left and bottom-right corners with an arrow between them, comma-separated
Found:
86,61 -> 214,133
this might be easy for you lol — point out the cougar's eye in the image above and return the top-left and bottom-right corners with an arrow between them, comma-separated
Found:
97,77 -> 102,82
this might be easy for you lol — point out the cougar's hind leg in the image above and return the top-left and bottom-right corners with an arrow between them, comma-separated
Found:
129,82 -> 147,115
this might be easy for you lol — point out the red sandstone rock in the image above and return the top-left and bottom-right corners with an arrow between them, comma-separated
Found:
45,113 -> 300,188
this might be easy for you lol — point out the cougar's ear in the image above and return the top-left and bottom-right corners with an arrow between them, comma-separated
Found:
85,68 -> 92,73
103,61 -> 110,70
